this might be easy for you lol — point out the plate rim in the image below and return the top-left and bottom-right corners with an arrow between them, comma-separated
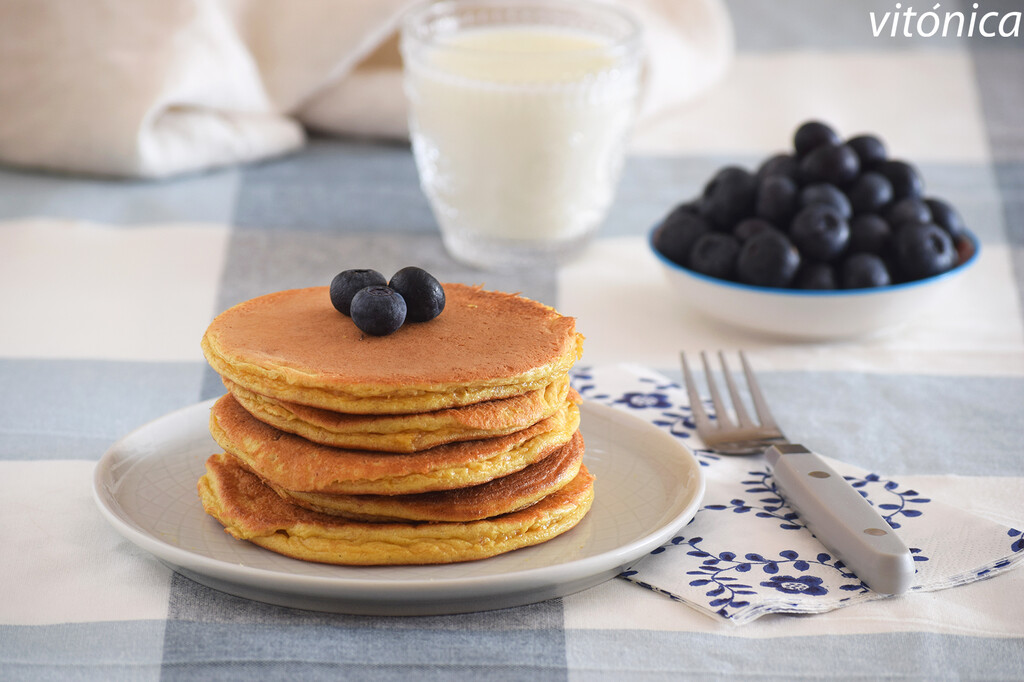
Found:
92,397 -> 705,610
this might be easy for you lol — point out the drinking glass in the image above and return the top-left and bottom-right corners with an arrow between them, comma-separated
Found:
401,0 -> 644,270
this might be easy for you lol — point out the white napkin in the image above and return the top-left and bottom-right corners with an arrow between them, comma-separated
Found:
573,364 -> 1024,625
0,0 -> 733,179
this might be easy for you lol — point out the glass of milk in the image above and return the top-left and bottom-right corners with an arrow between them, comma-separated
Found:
401,0 -> 644,270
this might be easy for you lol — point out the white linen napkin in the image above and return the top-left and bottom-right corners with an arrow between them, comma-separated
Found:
573,364 -> 1024,625
0,0 -> 733,179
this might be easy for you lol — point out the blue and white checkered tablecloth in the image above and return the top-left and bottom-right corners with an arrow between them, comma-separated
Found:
2,1 -> 1023,679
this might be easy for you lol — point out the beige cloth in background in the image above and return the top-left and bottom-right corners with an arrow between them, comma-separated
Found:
0,0 -> 732,179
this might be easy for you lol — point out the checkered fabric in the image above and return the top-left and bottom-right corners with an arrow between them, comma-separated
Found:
2,1 -> 1022,679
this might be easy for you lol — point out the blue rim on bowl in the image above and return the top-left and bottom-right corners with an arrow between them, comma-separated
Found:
648,224 -> 980,298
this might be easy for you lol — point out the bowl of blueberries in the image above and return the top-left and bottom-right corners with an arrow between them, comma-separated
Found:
650,120 -> 980,340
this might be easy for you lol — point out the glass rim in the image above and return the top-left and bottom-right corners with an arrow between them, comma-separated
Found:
400,0 -> 644,60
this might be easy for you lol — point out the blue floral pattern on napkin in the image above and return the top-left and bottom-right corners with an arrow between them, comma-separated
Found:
572,364 -> 1024,624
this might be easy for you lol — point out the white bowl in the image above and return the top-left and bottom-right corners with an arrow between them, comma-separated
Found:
650,227 -> 980,341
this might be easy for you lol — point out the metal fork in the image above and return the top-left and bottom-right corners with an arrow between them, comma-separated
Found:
681,351 -> 915,595
681,351 -> 788,455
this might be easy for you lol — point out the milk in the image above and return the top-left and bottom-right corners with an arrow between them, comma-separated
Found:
403,24 -> 642,267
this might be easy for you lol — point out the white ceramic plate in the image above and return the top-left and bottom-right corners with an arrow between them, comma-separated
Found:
93,399 -> 704,615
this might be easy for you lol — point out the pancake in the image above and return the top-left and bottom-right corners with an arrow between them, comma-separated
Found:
224,375 -> 576,453
198,452 -> 595,565
266,430 -> 584,522
209,393 -> 580,495
201,283 -> 583,414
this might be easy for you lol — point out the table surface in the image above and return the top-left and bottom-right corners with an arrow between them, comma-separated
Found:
2,2 -> 1023,679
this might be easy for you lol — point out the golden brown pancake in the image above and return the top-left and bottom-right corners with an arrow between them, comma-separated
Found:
209,393 -> 580,495
267,430 -> 584,522
200,284 -> 583,414
198,452 -> 595,565
224,375 -> 576,453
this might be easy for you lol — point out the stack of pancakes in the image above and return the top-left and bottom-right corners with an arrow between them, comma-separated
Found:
196,283 -> 591,565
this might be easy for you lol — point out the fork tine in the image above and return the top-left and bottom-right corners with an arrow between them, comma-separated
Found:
682,350 -> 786,454
718,351 -> 755,427
700,351 -> 734,427
680,352 -> 714,433
739,351 -> 779,429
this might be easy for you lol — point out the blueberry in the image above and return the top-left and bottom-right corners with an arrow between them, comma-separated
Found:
840,253 -> 891,289
330,269 -> 387,316
848,214 -> 892,254
893,222 -> 956,281
687,232 -> 740,280
799,183 -> 852,219
736,230 -> 801,287
755,175 -> 798,225
350,285 -> 407,336
388,266 -> 445,323
654,205 -> 711,265
877,160 -> 924,200
846,134 -> 887,168
846,172 -> 894,215
700,166 -> 757,229
885,197 -> 932,227
674,200 -> 703,215
733,218 -> 778,242
794,121 -> 841,157
799,144 -> 861,186
789,204 -> 850,262
924,197 -> 967,241
796,263 -> 837,290
756,154 -> 800,182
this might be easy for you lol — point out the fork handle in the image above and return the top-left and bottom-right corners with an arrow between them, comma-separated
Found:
766,444 -> 915,595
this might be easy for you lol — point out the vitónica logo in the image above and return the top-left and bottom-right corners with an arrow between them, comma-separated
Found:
870,3 -> 1021,38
